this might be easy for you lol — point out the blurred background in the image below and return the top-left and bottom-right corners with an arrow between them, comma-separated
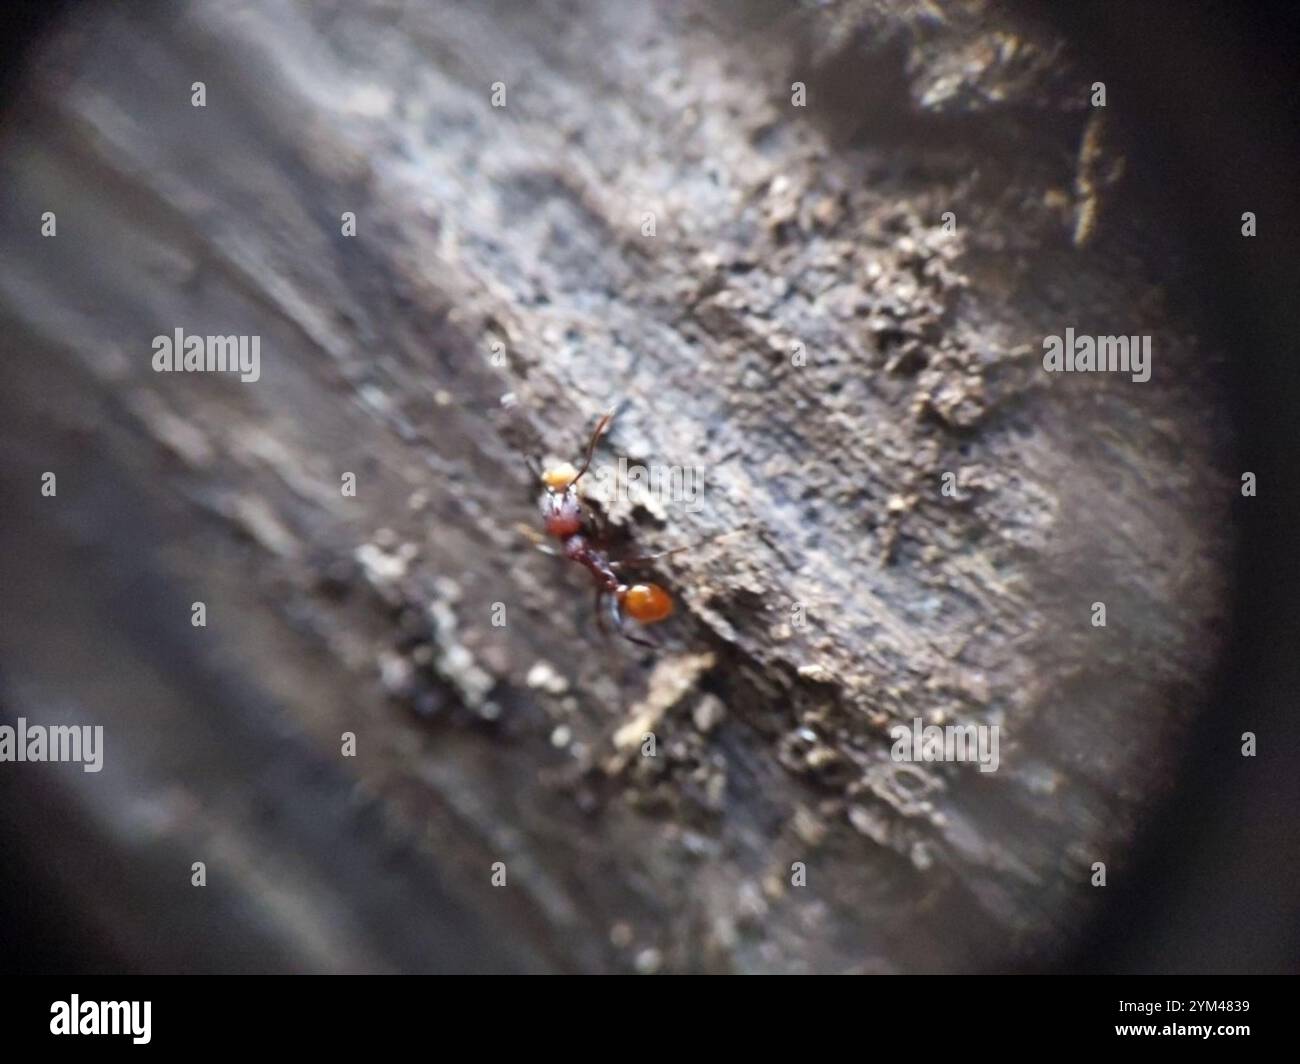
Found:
1,0 -> 1297,973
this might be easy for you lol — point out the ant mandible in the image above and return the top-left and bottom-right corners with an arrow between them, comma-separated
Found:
533,408 -> 687,649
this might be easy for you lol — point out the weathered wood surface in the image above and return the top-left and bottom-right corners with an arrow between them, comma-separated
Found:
0,0 -> 1234,972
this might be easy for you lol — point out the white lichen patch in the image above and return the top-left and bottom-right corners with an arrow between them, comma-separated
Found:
606,651 -> 716,773
526,660 -> 570,696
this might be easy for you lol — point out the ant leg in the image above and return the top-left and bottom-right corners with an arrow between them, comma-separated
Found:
611,593 -> 657,649
512,520 -> 564,556
516,522 -> 561,556
568,407 -> 616,489
612,544 -> 691,569
594,587 -> 610,635
621,627 -> 658,650
613,529 -> 743,569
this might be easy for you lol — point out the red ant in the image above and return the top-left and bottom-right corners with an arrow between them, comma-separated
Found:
530,408 -> 693,649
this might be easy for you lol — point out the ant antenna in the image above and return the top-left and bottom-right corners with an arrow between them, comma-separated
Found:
569,406 -> 617,488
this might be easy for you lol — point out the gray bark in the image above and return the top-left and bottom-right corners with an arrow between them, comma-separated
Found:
0,0 -> 1233,972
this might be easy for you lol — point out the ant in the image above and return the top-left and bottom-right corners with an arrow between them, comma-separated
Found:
529,407 -> 695,649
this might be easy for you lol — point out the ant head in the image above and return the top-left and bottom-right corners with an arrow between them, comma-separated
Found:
527,406 -> 617,495
541,461 -> 580,494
